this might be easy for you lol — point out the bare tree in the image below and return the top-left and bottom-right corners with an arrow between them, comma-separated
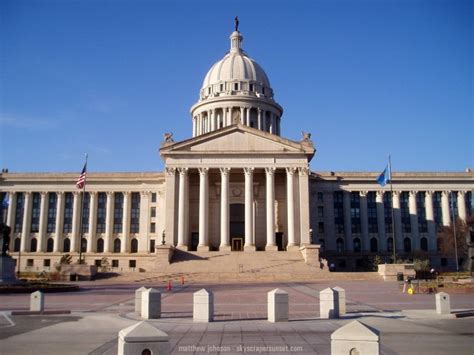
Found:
437,216 -> 473,270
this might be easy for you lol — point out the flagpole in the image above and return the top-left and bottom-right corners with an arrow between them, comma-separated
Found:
78,154 -> 88,264
389,154 -> 397,263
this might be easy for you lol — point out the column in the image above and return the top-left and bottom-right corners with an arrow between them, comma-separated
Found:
38,192 -> 49,252
70,191 -> 82,252
409,191 -> 420,251
425,191 -> 437,252
177,168 -> 188,248
164,168 -> 177,246
244,167 -> 255,250
192,117 -> 197,137
441,191 -> 451,226
257,108 -> 262,130
121,191 -> 131,253
265,167 -> 276,249
87,192 -> 97,252
246,107 -> 250,126
220,168 -> 231,250
342,191 -> 352,252
458,191 -> 467,221
104,191 -> 114,253
298,167 -> 311,245
198,167 -> 209,250
392,191 -> 402,252
6,192 -> 17,235
210,110 -> 215,131
20,192 -> 32,252
286,168 -> 296,248
262,111 -> 267,131
323,191 -> 336,251
139,191 -> 150,252
376,191 -> 386,252
54,192 -> 64,252
359,191 -> 369,252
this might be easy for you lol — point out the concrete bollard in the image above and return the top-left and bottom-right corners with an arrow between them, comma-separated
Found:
320,287 -> 339,319
118,321 -> 170,355
333,286 -> 346,315
331,320 -> 380,355
30,291 -> 44,312
141,288 -> 161,319
435,292 -> 450,314
193,289 -> 214,322
134,287 -> 148,313
268,288 -> 289,322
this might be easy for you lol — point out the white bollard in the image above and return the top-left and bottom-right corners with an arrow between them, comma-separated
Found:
141,288 -> 161,319
30,291 -> 44,312
435,292 -> 451,315
320,287 -> 339,319
331,320 -> 379,355
118,321 -> 170,355
193,289 -> 214,322
267,288 -> 288,323
135,287 -> 148,313
333,286 -> 346,315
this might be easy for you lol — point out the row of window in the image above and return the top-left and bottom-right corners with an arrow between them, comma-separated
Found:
25,259 -> 138,269
334,236 -> 427,254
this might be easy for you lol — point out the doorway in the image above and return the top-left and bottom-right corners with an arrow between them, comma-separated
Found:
231,237 -> 244,251
276,232 -> 284,251
190,232 -> 199,251
230,203 -> 244,251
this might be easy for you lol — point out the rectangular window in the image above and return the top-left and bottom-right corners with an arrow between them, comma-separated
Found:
400,192 -> 411,233
350,192 -> 361,233
150,207 -> 156,218
249,84 -> 254,92
318,222 -> 324,234
151,192 -> 157,203
82,192 -> 90,233
112,260 -> 119,268
113,192 -> 124,233
317,206 -> 324,218
317,192 -> 324,203
96,192 -> 107,233
27,259 -> 34,267
234,83 -> 239,90
333,191 -> 344,234
149,239 -> 156,252
94,259 -> 102,267
130,192 -> 140,233
150,222 -> 156,233
417,192 -> 428,233
367,192 -> 378,234
129,260 -> 136,268
46,193 -> 57,233
384,193 -> 393,233
220,84 -> 224,91
43,259 -> 51,267
30,192 -> 41,233
63,192 -> 74,233
14,193 -> 25,233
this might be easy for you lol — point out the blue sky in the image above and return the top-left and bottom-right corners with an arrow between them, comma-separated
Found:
1,0 -> 472,174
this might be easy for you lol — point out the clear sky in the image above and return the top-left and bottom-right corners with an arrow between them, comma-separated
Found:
1,0 -> 472,174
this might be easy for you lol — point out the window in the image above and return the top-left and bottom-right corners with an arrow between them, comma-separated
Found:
370,238 -> 378,253
336,238 -> 344,253
318,222 -> 324,234
350,192 -> 361,233
417,192 -> 427,233
43,259 -> 51,267
63,192 -> 74,233
46,238 -> 54,252
94,259 -> 101,267
367,192 -> 378,233
96,193 -> 107,233
150,207 -> 156,218
317,206 -> 324,218
353,238 -> 361,253
234,83 -> 239,90
30,193 -> 41,233
262,87 -> 265,95
433,192 -> 442,230
63,238 -> 71,252
151,193 -> 157,203
400,192 -> 411,233
14,193 -> 24,233
82,193 -> 90,233
112,260 -> 119,268
129,260 -> 136,268
387,237 -> 394,252
220,84 -> 224,91
249,84 -> 254,92
113,238 -> 121,253
149,239 -> 156,253
27,259 -> 34,267
81,238 -> 87,252
47,193 -> 57,233
317,192 -> 323,203
97,238 -> 104,253
131,238 -> 138,253
384,193 -> 393,233
420,237 -> 428,252
334,191 -> 344,234
14,238 -> 20,252
150,223 -> 156,233
30,238 -> 37,252
113,193 -> 124,233
0,192 -> 7,221
130,193 -> 140,233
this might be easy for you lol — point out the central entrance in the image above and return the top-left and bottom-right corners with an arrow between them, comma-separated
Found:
230,203 -> 244,251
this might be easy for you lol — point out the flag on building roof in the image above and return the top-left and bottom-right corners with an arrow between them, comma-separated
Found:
2,194 -> 9,208
76,162 -> 87,189
376,165 -> 390,187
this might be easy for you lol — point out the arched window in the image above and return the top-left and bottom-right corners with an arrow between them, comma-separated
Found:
370,238 -> 378,253
30,238 -> 37,252
404,237 -> 412,253
81,238 -> 87,253
131,238 -> 138,253
336,238 -> 344,253
420,237 -> 428,252
97,238 -> 104,253
353,238 -> 361,253
113,238 -> 121,253
387,237 -> 394,252
14,238 -> 20,252
46,238 -> 54,252
63,238 -> 71,252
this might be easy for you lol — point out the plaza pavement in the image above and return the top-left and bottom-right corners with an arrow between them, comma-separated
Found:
0,279 -> 473,354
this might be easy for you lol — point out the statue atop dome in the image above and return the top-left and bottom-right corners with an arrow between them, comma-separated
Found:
234,16 -> 239,32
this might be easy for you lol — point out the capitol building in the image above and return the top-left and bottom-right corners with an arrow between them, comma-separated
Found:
1,27 -> 473,274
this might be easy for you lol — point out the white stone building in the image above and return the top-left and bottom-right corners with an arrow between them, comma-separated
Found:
0,27 -> 473,273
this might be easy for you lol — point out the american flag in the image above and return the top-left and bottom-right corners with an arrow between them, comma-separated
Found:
76,162 -> 87,189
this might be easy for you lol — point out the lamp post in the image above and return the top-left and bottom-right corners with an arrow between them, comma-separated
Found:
161,230 -> 166,245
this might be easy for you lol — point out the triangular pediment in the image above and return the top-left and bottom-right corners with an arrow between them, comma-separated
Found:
160,124 -> 315,157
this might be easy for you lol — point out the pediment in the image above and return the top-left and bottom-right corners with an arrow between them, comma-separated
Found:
160,124 -> 314,156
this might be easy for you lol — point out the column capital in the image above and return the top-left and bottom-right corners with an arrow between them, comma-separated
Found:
441,190 -> 451,197
457,190 -> 467,198
359,191 -> 368,197
257,107 -> 263,113
89,191 -> 98,197
165,167 -> 176,176
220,167 -> 231,175
73,191 -> 81,196
40,191 -> 48,197
265,167 -> 276,176
392,190 -> 401,197
24,191 -> 32,197
376,190 -> 384,199
198,167 -> 209,175
177,167 -> 188,175
298,166 -> 310,176
425,190 -> 435,197
123,191 -> 131,197
140,191 -> 151,197
244,167 -> 255,175
106,191 -> 114,196
56,191 -> 65,197
409,190 -> 418,197
285,167 -> 296,175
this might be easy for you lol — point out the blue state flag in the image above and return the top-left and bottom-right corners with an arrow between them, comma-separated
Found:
376,165 -> 390,187
2,194 -> 9,208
